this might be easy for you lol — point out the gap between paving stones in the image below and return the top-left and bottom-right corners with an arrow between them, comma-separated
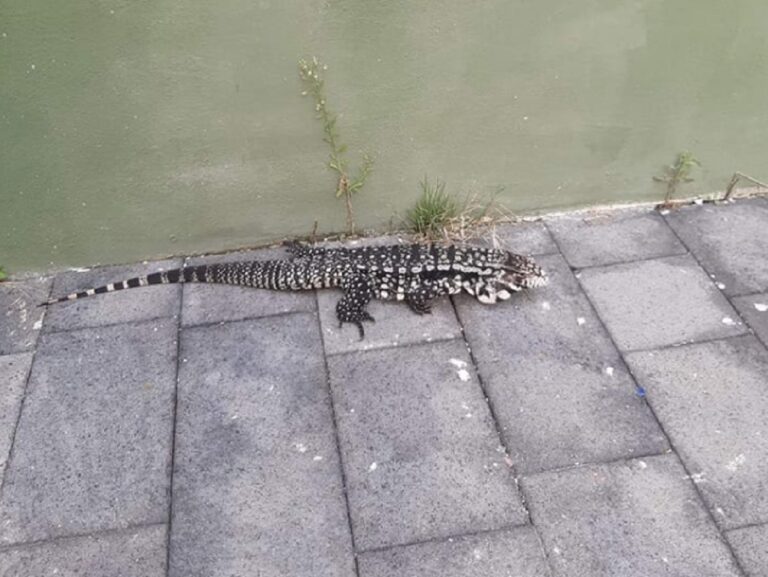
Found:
546,216 -> 747,566
164,271 -> 185,577
449,295 -> 556,576
565,249 -> 750,573
0,521 -> 166,555
0,280 -> 53,503
313,291 -> 363,577
660,211 -> 766,345
357,523 -> 536,556
614,331 -> 756,356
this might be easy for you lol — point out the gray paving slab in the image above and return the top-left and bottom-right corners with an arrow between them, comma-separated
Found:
0,319 -> 177,545
358,527 -> 551,577
44,259 -> 182,333
0,524 -> 167,577
169,314 -> 355,577
0,277 -> 51,355
578,254 -> 747,351
318,292 -> 461,356
665,198 -> 768,296
732,292 -> 768,347
182,247 -> 315,326
469,221 -> 559,256
625,336 -> 768,529
0,353 -> 32,480
546,209 -> 686,268
327,340 -> 527,551
727,523 -> 768,577
522,454 -> 742,577
455,254 -> 667,474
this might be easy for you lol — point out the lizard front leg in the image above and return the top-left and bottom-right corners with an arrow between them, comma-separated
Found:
405,282 -> 446,315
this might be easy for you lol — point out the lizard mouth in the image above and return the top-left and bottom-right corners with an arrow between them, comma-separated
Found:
520,272 -> 549,289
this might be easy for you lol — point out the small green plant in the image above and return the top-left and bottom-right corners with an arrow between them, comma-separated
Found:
0,266 -> 7,282
407,177 -> 458,237
299,57 -> 373,235
653,151 -> 701,205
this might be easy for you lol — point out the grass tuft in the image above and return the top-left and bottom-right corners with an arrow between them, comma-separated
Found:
407,178 -> 511,242
407,177 -> 458,237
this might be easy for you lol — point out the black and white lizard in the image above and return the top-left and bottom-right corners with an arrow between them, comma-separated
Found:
41,243 -> 547,337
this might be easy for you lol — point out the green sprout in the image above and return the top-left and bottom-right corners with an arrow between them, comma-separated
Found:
299,57 -> 373,235
654,151 -> 701,204
407,177 -> 458,237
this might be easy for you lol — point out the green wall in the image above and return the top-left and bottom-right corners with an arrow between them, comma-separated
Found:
2,0 -> 767,272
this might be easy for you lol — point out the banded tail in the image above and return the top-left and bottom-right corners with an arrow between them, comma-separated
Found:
39,260 -> 309,306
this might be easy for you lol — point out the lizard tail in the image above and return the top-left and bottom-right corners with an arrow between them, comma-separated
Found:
38,265 -> 211,307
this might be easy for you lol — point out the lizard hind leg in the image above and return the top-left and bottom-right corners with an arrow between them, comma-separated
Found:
336,276 -> 376,339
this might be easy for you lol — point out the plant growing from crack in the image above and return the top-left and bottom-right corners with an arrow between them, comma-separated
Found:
407,176 -> 458,237
407,177 -> 509,242
653,151 -> 700,205
299,57 -> 373,235
0,266 -> 7,282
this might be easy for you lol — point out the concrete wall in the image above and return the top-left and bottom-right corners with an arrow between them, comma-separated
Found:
2,0 -> 767,271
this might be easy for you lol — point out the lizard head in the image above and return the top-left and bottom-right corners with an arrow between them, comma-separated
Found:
468,252 -> 547,304
495,252 -> 548,299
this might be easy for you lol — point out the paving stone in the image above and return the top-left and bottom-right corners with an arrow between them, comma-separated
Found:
546,209 -> 686,268
317,292 -> 461,356
625,336 -> 768,529
455,254 -> 667,474
665,198 -> 768,296
469,221 -> 559,256
358,527 -> 551,577
731,292 -> 768,347
579,254 -> 747,351
44,259 -> 182,332
522,454 -> 742,577
0,524 -> 167,577
0,319 -> 177,544
327,340 -> 527,551
0,277 -> 51,354
169,314 -> 354,577
0,353 -> 32,479
727,523 -> 768,577
182,247 -> 315,326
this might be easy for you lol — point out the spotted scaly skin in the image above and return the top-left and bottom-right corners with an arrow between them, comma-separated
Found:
41,243 -> 548,338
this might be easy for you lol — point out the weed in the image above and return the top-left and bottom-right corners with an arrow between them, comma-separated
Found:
407,177 -> 458,237
407,178 -> 510,242
723,172 -> 768,200
299,57 -> 373,235
653,151 -> 700,205
0,266 -> 6,282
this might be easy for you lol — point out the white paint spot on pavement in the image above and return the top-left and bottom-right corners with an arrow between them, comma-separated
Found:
576,317 -> 586,326
754,303 -> 768,312
449,358 -> 467,369
541,301 -> 551,311
604,366 -> 614,377
726,454 -> 746,472
721,316 -> 736,326
457,369 -> 471,382
294,443 -> 307,453
368,462 -> 378,472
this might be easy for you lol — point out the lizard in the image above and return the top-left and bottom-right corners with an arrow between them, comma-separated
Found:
40,243 -> 548,338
